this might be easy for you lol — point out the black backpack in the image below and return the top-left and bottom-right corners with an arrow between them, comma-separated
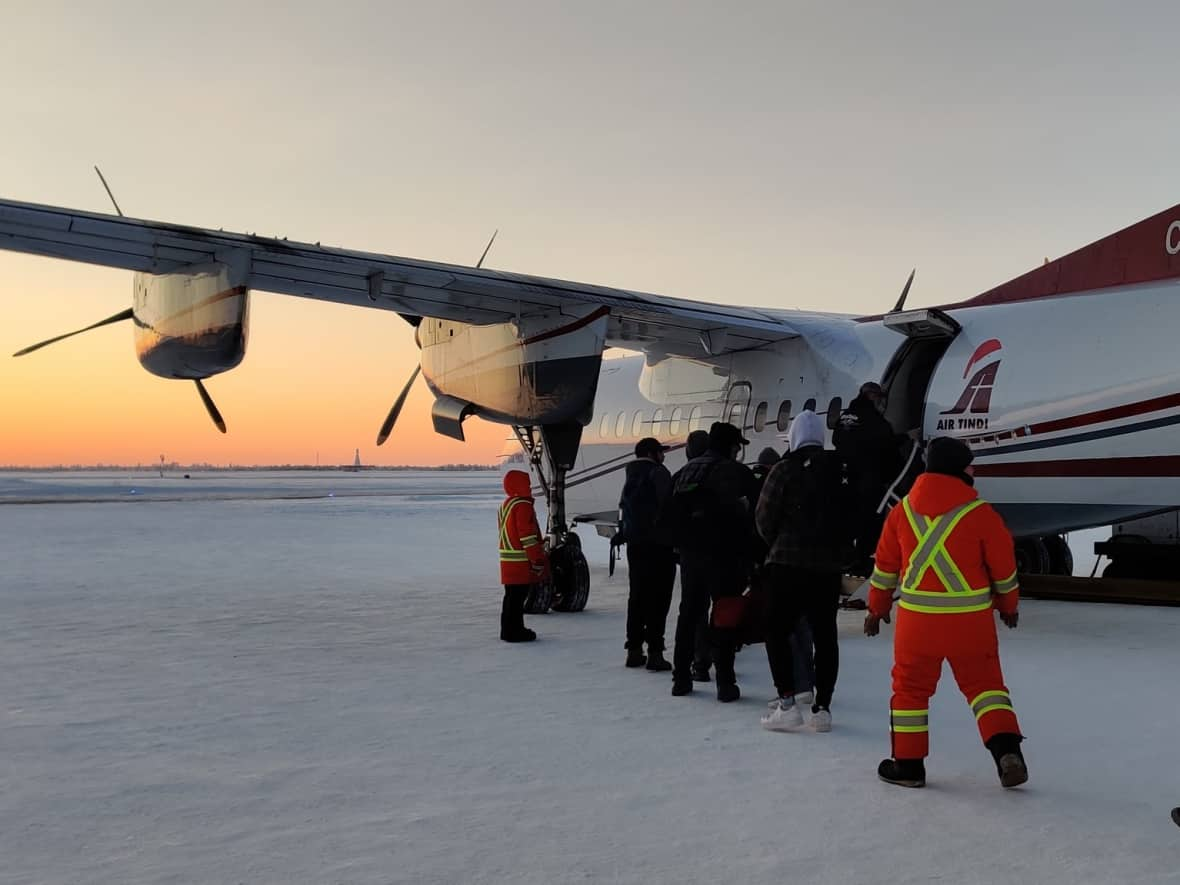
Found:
617,466 -> 659,544
779,450 -> 856,569
666,461 -> 730,552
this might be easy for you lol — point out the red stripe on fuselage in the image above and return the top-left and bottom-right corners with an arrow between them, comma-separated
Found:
974,456 -> 1180,478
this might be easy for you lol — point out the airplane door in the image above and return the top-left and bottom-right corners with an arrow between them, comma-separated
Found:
723,381 -> 753,458
879,309 -> 961,441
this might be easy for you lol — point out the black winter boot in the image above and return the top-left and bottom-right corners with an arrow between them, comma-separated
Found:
671,674 -> 693,696
985,733 -> 1028,788
878,758 -> 926,788
645,648 -> 672,672
691,663 -> 712,682
625,647 -> 647,668
716,682 -> 740,703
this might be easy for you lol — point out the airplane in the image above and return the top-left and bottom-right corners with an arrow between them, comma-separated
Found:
4,187 -> 1180,609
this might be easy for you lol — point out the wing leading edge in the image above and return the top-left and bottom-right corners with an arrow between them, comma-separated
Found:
0,198 -> 807,357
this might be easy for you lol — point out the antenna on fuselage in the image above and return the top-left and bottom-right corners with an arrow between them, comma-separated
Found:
94,166 -> 124,217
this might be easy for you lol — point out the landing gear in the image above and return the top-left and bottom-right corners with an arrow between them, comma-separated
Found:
515,422 -> 592,614
1015,537 -> 1050,576
1016,535 -> 1074,576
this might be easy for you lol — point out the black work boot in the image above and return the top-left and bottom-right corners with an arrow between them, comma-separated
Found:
671,674 -> 693,696
878,758 -> 926,788
691,663 -> 712,682
625,646 -> 647,668
985,733 -> 1028,788
716,682 -> 741,703
645,648 -> 672,672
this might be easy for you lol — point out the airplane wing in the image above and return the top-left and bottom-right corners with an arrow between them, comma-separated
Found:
0,198 -> 811,357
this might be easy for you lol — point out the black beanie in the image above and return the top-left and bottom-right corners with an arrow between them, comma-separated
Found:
925,437 -> 974,480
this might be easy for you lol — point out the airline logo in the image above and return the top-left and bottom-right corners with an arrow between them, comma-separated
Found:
1167,220 -> 1180,256
936,339 -> 1002,431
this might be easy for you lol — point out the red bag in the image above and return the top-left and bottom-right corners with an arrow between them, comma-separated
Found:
711,595 -> 748,629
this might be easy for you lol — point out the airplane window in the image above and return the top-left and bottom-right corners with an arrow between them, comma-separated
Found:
776,400 -> 792,432
631,410 -> 645,436
615,411 -> 627,437
669,407 -> 684,434
753,401 -> 768,433
651,408 -> 664,436
688,405 -> 704,431
599,413 -> 611,438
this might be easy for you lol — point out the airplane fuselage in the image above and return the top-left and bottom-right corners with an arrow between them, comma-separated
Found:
564,278 -> 1180,539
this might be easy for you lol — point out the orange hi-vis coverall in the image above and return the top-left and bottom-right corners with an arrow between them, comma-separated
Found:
870,472 -> 1021,760
499,470 -> 549,585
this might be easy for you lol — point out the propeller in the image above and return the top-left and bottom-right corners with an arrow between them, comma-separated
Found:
374,229 -> 498,445
11,167 -> 229,434
891,268 -> 916,313
375,365 -> 420,445
13,308 -> 133,356
194,379 -> 227,433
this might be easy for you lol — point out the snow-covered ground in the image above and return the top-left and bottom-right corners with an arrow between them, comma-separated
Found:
1,472 -> 1177,884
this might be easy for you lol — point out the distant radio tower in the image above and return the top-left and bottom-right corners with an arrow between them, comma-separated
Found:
353,448 -> 362,471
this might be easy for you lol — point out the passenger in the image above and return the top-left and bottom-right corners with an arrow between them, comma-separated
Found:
756,410 -> 853,732
865,437 -> 1027,789
749,447 -> 816,703
497,469 -> 550,643
833,382 -> 905,576
667,421 -> 757,701
670,429 -> 714,682
616,437 -> 676,671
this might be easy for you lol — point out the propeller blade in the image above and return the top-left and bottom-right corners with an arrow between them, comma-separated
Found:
194,379 -> 227,433
891,268 -> 916,313
476,229 -> 499,269
376,365 -> 421,446
13,308 -> 134,357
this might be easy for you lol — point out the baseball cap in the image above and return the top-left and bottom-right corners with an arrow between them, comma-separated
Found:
635,437 -> 672,458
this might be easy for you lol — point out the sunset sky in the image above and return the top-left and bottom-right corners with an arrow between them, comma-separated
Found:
3,2 -> 1179,466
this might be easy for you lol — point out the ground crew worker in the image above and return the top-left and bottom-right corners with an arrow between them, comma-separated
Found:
865,437 -> 1026,788
498,469 -> 549,643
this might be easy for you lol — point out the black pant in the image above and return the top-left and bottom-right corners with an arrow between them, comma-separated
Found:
762,564 -> 841,708
673,552 -> 743,686
501,584 -> 529,638
625,544 -> 677,651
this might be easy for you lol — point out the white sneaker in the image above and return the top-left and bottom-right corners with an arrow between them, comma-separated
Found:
794,690 -> 815,707
761,698 -> 804,732
810,707 -> 832,733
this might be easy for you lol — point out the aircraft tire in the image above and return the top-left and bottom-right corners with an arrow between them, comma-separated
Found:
524,578 -> 554,614
1042,535 -> 1074,576
550,540 -> 591,612
1015,537 -> 1050,576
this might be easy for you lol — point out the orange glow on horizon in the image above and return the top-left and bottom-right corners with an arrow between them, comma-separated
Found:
0,256 -> 511,467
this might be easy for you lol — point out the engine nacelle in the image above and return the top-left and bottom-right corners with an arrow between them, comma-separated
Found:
133,258 -> 250,379
418,305 -> 608,435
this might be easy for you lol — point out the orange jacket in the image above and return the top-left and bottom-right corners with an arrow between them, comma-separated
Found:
499,470 -> 549,585
870,473 -> 1019,619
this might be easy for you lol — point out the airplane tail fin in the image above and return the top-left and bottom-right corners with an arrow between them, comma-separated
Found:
964,203 -> 1180,308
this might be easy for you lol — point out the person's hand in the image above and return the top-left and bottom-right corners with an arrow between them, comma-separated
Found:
864,610 -> 890,636
1000,610 -> 1019,629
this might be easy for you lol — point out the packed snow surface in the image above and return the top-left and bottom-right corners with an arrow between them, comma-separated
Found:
1,471 -> 1177,884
